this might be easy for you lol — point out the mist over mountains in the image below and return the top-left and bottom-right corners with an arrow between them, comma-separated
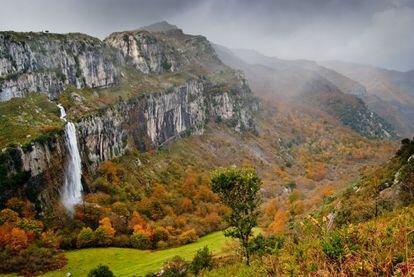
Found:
214,44 -> 414,137
1,0 -> 414,71
0,4 -> 413,274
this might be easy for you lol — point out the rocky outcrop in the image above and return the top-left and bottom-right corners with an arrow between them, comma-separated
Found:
380,153 -> 414,208
0,133 -> 66,206
105,26 -> 222,74
0,32 -> 123,101
105,31 -> 180,73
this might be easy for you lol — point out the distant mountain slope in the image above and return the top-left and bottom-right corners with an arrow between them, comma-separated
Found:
320,61 -> 414,136
302,80 -> 395,139
138,21 -> 180,33
214,45 -> 397,139
231,48 -> 368,96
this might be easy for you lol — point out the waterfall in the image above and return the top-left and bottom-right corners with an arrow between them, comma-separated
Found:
58,104 -> 83,214
57,104 -> 67,121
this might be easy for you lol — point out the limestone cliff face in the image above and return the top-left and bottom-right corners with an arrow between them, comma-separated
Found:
20,138 -> 66,177
77,78 -> 257,168
0,76 -> 257,206
0,32 -> 122,101
104,27 -> 222,74
105,31 -> 178,73
0,134 -> 66,205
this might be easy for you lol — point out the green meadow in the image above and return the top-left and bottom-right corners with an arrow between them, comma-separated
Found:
43,231 -> 230,277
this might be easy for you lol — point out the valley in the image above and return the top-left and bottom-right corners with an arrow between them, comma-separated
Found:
0,20 -> 412,276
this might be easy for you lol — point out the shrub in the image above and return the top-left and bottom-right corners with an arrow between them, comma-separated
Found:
94,218 -> 116,246
5,198 -> 25,215
76,227 -> 95,248
76,203 -> 105,229
156,240 -> 168,249
0,246 -> 67,275
39,230 -> 60,249
130,232 -> 151,249
286,181 -> 296,190
88,264 -> 114,277
112,235 -> 130,248
321,232 -> 345,263
15,217 -> 43,234
7,228 -> 28,252
191,246 -> 213,275
111,202 -> 130,218
152,226 -> 170,245
178,229 -> 198,244
94,227 -> 112,247
0,209 -> 19,224
161,59 -> 172,71
57,232 -> 77,250
160,256 -> 188,277
249,234 -> 284,256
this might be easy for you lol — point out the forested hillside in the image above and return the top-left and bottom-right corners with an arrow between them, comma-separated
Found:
0,21 -> 410,277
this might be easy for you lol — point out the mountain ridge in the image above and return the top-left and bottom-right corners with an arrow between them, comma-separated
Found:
320,60 -> 414,136
214,44 -> 397,139
138,21 -> 181,33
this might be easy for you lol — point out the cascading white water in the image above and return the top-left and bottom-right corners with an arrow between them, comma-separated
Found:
58,104 -> 82,214
57,104 -> 67,121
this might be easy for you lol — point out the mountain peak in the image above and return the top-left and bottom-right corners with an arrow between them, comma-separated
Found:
139,21 -> 182,34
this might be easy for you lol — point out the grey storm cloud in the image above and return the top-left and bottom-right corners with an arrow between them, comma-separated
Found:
0,0 -> 413,71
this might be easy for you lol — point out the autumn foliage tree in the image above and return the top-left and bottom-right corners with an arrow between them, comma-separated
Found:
95,217 -> 116,246
7,228 -> 28,252
77,227 -> 95,248
98,161 -> 121,185
211,166 -> 261,265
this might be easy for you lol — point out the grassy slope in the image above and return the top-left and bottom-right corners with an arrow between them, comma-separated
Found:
0,94 -> 63,148
203,207 -> 414,276
44,231 -> 230,277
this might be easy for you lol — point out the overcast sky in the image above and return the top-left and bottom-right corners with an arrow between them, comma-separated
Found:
1,0 -> 413,71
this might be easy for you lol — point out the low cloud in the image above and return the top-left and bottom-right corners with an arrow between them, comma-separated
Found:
0,0 -> 412,71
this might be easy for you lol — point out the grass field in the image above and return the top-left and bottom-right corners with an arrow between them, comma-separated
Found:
0,94 -> 63,148
43,231 -> 231,277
